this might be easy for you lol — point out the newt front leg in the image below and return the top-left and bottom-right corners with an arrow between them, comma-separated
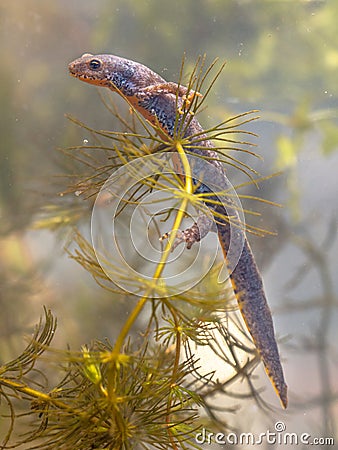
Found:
69,53 -> 288,408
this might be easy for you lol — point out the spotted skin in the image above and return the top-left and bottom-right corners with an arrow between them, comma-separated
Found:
69,53 -> 288,408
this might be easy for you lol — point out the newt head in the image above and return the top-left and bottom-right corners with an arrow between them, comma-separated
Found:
68,53 -> 165,96
68,53 -> 132,89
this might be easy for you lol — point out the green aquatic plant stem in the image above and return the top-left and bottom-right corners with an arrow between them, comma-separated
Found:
105,140 -> 193,446
165,308 -> 182,450
110,140 -> 192,357
0,377 -> 84,418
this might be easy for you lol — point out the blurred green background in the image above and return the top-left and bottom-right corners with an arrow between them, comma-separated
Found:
1,0 -> 337,445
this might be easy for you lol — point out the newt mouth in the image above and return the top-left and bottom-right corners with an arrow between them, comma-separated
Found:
68,63 -> 78,77
68,67 -> 109,87
68,66 -> 92,82
68,62 -> 87,79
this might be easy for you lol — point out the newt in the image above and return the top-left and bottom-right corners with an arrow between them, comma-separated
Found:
68,53 -> 288,408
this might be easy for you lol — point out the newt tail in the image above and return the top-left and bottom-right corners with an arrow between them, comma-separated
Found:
68,53 -> 288,408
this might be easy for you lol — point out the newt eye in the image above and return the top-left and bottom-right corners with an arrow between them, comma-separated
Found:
89,59 -> 102,70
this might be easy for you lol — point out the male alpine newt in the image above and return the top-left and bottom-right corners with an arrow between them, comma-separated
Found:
68,53 -> 288,408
